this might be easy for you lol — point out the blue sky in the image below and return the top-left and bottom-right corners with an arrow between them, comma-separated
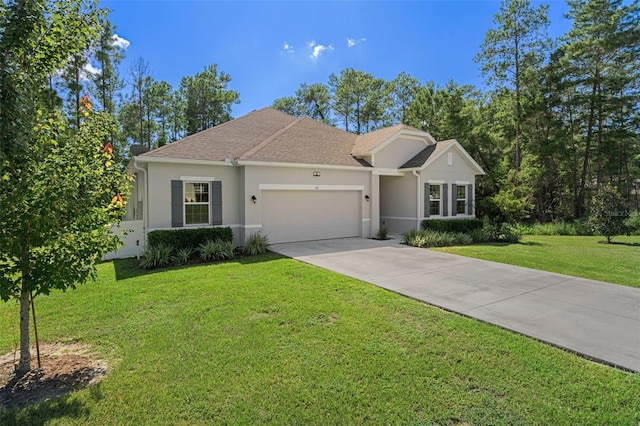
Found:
102,1 -> 573,118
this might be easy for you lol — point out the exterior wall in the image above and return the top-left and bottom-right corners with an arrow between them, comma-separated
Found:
420,147 -> 478,220
373,137 -> 428,169
379,173 -> 419,234
243,165 -> 373,240
146,162 -> 243,242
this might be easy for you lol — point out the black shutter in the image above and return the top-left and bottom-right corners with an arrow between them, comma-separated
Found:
211,181 -> 222,225
442,183 -> 448,217
424,182 -> 430,218
451,183 -> 458,216
171,180 -> 183,227
468,184 -> 473,215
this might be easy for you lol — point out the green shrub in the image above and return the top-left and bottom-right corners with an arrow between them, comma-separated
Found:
422,218 -> 484,234
528,221 -> 593,236
172,246 -> 195,264
377,226 -> 389,240
453,232 -> 473,245
243,232 -> 270,256
403,229 -> 465,248
587,184 -> 630,243
199,239 -> 236,261
625,211 -> 640,235
469,228 -> 487,243
148,227 -> 233,251
140,243 -> 173,269
402,229 -> 420,246
500,223 -> 522,243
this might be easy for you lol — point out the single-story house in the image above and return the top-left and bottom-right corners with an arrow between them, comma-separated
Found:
111,107 -> 484,257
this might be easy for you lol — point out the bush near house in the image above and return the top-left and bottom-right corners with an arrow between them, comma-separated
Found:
421,218 -> 484,234
147,227 -> 233,251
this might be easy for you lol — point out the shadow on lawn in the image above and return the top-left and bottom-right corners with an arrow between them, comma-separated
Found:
111,251 -> 285,281
0,394 -> 89,426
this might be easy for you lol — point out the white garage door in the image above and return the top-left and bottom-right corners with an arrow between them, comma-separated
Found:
262,190 -> 361,244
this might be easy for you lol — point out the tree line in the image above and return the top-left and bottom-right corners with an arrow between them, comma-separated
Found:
55,20 -> 240,159
272,0 -> 639,223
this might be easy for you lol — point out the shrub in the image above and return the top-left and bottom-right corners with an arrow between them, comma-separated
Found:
199,239 -> 236,261
172,246 -> 195,264
402,229 -> 420,246
243,232 -> 270,256
499,223 -> 522,243
403,229 -> 465,248
469,228 -> 487,243
625,211 -> 640,235
453,232 -> 473,245
421,219 -> 483,234
588,184 -> 630,243
148,227 -> 233,251
377,226 -> 389,240
140,243 -> 173,269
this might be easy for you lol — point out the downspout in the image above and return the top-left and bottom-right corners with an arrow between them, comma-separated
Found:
131,159 -> 148,257
413,170 -> 421,231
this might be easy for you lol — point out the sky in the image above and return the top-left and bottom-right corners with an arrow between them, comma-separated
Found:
101,0 -> 574,118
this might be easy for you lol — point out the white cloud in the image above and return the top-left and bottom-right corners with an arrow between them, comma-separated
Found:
112,34 -> 130,49
308,40 -> 334,59
283,42 -> 295,54
80,62 -> 101,81
347,37 -> 366,48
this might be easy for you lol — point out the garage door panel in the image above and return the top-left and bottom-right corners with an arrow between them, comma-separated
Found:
262,190 -> 360,244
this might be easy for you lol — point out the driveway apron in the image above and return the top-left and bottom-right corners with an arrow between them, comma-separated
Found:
271,237 -> 640,373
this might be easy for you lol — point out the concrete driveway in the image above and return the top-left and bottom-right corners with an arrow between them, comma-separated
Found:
271,237 -> 640,373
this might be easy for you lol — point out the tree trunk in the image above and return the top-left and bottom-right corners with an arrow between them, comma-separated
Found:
17,289 -> 31,376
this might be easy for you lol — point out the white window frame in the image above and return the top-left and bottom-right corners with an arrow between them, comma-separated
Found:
456,185 -> 467,215
429,184 -> 442,216
183,181 -> 210,226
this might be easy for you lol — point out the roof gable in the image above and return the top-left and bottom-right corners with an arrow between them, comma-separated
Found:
351,124 -> 436,156
400,139 -> 485,175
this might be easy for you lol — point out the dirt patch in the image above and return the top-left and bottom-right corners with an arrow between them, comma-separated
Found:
0,342 -> 108,409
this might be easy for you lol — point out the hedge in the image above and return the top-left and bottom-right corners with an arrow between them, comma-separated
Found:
147,227 -> 233,251
421,218 -> 484,234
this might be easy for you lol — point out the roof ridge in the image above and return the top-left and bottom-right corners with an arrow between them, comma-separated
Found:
239,116 -> 303,160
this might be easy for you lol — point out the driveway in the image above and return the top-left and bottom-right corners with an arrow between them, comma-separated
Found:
271,237 -> 640,373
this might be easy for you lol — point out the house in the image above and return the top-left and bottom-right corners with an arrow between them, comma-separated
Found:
111,107 -> 484,257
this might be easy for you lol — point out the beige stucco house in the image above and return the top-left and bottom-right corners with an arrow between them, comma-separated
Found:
113,107 -> 484,256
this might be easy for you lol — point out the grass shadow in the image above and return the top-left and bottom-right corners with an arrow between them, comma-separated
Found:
597,241 -> 640,247
0,396 -> 89,426
112,252 -> 286,281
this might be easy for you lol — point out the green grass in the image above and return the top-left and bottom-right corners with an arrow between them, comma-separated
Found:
1,255 -> 639,424
434,235 -> 640,288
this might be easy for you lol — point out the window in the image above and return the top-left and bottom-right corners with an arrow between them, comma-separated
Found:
429,184 -> 441,216
456,185 -> 466,215
184,182 -> 209,225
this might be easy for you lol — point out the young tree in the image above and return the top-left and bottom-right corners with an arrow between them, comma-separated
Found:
0,0 -> 131,376
588,184 -> 630,243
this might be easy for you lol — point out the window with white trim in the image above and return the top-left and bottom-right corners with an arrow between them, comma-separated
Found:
429,184 -> 441,216
184,182 -> 210,225
456,185 -> 466,215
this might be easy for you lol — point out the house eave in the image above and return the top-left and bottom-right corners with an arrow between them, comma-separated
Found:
236,159 -> 371,172
134,156 -> 236,166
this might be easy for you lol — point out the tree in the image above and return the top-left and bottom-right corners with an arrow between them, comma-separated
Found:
588,184 -> 630,243
0,0 -> 131,376
90,20 -> 126,115
475,0 -> 551,172
556,0 -> 640,217
180,64 -> 240,135
126,57 -> 154,148
389,72 -> 420,124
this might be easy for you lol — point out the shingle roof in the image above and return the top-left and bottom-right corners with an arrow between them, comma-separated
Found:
351,123 -> 424,155
141,107 -> 362,167
399,140 -> 456,169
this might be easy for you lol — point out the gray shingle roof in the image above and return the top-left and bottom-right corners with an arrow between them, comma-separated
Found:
351,123 -> 423,155
141,108 -> 362,167
399,140 -> 455,169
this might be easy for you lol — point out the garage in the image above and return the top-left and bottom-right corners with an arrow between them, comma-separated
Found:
261,189 -> 362,244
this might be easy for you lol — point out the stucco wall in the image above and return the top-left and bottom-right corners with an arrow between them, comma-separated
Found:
379,174 -> 419,234
146,162 -> 241,232
374,137 -> 428,169
243,165 -> 374,239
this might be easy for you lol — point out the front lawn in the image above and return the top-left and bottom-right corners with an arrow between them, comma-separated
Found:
1,255 -> 639,424
433,235 -> 640,288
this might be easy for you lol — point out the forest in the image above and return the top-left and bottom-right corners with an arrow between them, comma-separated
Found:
21,0 -> 640,223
